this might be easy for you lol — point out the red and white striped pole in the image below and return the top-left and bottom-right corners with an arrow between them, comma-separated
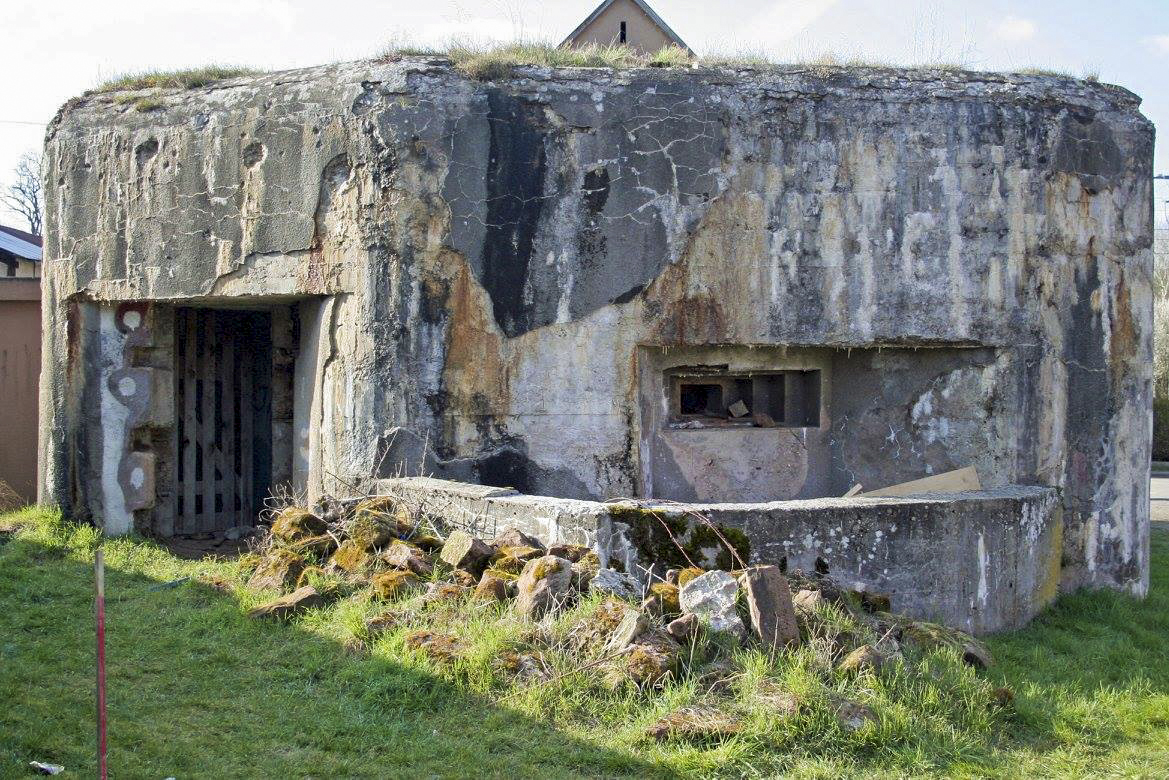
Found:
95,548 -> 107,780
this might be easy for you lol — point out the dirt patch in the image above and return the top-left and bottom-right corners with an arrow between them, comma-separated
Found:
161,535 -> 252,561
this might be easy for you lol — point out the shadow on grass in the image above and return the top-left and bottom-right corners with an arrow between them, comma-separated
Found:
0,529 -> 666,778
985,526 -> 1169,753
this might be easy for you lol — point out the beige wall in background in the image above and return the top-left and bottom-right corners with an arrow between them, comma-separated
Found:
567,0 -> 675,54
0,279 -> 41,504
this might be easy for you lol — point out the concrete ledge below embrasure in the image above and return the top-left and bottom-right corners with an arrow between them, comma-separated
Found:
375,478 -> 1062,635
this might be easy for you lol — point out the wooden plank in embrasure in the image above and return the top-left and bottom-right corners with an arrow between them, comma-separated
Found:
182,309 -> 198,533
239,323 -> 255,524
201,311 -> 217,532
173,309 -> 186,531
221,319 -> 237,528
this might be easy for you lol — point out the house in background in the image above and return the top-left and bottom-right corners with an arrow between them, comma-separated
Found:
0,223 -> 41,277
561,0 -> 692,56
0,222 -> 41,506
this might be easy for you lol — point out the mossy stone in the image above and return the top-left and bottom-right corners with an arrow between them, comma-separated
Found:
474,572 -> 509,604
370,570 -> 421,600
644,582 -> 681,616
404,630 -> 464,664
329,540 -> 376,574
610,504 -> 751,571
270,507 -> 327,542
483,566 -> 519,582
247,549 -> 307,591
410,534 -> 444,552
492,554 -> 527,575
289,534 -> 338,559
296,565 -> 327,589
494,545 -> 542,562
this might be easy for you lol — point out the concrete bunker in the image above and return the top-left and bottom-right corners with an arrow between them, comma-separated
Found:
38,60 -> 1153,630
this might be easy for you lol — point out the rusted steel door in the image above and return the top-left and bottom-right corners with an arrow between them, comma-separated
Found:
173,308 -> 272,533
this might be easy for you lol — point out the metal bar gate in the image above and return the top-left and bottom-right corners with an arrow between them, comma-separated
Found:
173,308 -> 272,533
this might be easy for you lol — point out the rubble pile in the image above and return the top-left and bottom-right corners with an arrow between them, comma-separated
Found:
239,496 -> 999,741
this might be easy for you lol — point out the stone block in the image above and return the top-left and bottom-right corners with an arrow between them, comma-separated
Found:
741,565 -> 800,649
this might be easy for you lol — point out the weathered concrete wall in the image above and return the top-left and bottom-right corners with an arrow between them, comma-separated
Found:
377,476 -> 1062,634
39,60 -> 1152,600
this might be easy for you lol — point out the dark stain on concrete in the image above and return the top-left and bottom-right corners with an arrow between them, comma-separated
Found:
480,91 -> 547,337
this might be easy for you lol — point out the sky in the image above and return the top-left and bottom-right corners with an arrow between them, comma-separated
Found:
2,0 -> 1168,231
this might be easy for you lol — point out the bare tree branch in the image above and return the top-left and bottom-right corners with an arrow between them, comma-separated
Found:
3,152 -> 42,235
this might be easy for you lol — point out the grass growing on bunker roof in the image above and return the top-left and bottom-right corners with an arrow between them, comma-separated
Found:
2,507 -> 1167,778
381,40 -> 694,80
378,38 -> 1105,84
93,65 -> 265,93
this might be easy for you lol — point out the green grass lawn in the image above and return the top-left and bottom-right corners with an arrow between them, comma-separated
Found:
1,509 -> 1167,779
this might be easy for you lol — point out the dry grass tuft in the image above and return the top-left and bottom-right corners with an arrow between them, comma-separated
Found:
94,66 -> 264,94
0,481 -> 23,515
379,39 -> 695,79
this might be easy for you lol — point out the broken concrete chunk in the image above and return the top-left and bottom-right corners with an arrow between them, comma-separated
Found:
404,630 -> 465,664
421,582 -> 470,607
247,586 -> 326,620
792,588 -> 823,612
607,606 -> 649,651
269,507 -> 327,542
289,533 -> 338,558
666,613 -> 701,643
349,498 -> 409,548
837,644 -> 885,674
370,570 -> 422,600
495,545 -> 543,563
619,632 -> 680,687
492,526 -> 545,551
514,555 -> 574,618
741,565 -> 800,649
752,411 -> 776,427
645,706 -> 742,742
247,549 -> 306,592
641,582 -> 681,618
439,530 -> 494,575
589,568 -> 640,602
328,539 -> 377,574
382,540 -> 434,576
546,543 -> 591,563
831,695 -> 877,730
962,641 -> 994,670
409,534 -> 444,552
364,610 -> 405,637
728,400 -> 749,418
679,570 -> 745,638
450,569 -> 478,587
474,571 -> 509,604
573,550 -> 602,578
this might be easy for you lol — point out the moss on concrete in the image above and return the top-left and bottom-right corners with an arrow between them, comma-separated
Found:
610,504 -> 751,571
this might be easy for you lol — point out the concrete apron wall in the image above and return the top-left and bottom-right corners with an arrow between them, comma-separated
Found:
376,476 -> 1062,635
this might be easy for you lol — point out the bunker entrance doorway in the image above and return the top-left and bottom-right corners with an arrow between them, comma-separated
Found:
173,307 -> 273,533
